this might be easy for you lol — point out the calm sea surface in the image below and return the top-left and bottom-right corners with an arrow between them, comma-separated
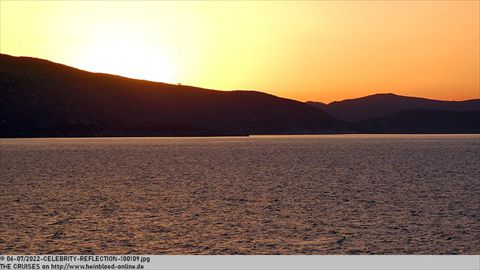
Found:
1,135 -> 479,254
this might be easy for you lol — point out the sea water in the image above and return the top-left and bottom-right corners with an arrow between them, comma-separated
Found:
1,135 -> 479,254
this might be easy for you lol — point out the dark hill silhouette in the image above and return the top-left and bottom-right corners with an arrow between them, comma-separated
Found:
1,54 -> 478,137
354,109 -> 480,134
0,54 -> 341,137
307,93 -> 480,122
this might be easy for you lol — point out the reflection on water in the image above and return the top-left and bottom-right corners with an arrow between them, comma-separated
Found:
0,135 -> 479,254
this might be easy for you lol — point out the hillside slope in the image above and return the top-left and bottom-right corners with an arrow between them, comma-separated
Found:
354,109 -> 480,134
307,93 -> 479,122
0,54 -> 340,137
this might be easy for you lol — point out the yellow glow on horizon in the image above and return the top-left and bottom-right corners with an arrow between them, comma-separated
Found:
1,1 -> 478,103
76,38 -> 176,83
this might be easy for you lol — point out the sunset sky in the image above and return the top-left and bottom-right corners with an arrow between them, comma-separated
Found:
1,1 -> 478,103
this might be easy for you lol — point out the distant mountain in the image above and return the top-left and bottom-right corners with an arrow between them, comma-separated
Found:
1,54 -> 478,137
0,54 -> 341,137
354,109 -> 480,134
307,93 -> 480,122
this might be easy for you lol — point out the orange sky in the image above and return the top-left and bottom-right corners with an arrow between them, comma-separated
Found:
1,1 -> 478,103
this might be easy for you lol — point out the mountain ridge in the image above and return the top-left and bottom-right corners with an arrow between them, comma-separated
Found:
1,53 -> 479,137
0,53 -> 342,137
327,93 -> 478,105
307,93 -> 479,122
